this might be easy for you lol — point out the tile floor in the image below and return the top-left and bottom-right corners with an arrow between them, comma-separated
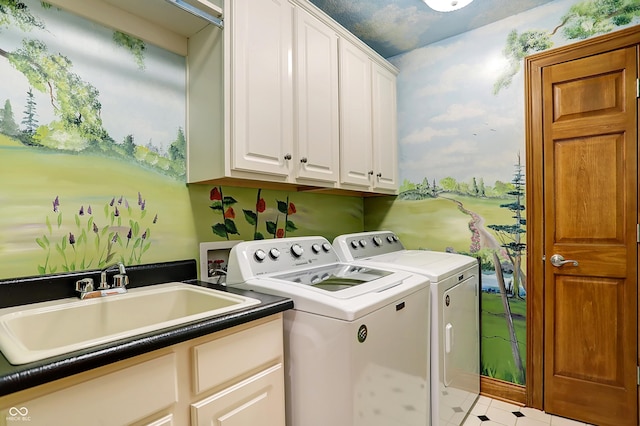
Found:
462,396 -> 594,426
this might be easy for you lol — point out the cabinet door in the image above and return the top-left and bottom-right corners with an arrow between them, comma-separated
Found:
339,38 -> 373,188
371,63 -> 398,192
191,364 -> 285,426
295,7 -> 340,184
230,0 -> 294,177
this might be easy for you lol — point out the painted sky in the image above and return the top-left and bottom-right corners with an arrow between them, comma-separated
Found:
388,0 -> 639,186
309,0 -> 555,58
0,0 -> 186,152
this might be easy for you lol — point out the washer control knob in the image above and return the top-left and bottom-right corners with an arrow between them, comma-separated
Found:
322,242 -> 332,252
269,248 -> 280,259
350,240 -> 359,249
254,249 -> 267,262
359,239 -> 367,248
373,236 -> 382,246
291,244 -> 304,257
387,235 -> 394,243
392,235 -> 399,242
311,243 -> 321,254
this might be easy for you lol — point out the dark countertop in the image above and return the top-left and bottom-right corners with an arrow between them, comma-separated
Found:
0,261 -> 293,398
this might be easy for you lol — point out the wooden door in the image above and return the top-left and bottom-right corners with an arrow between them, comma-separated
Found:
540,46 -> 638,425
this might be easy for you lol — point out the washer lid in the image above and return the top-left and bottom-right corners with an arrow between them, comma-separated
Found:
241,268 -> 428,320
272,263 -> 393,292
361,250 -> 476,282
271,263 -> 397,298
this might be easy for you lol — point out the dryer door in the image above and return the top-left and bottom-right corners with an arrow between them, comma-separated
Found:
442,276 -> 479,390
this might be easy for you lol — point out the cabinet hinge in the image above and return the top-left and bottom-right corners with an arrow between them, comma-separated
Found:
637,366 -> 640,386
637,79 -> 639,98
637,224 -> 639,243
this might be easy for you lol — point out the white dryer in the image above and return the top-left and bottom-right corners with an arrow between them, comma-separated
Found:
226,236 -> 431,426
333,231 -> 479,426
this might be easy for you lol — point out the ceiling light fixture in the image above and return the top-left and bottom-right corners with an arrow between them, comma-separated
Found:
424,0 -> 474,12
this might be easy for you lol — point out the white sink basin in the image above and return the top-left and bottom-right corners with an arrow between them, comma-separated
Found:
0,282 -> 260,365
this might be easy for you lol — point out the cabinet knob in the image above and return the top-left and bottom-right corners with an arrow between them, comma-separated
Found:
300,157 -> 308,163
284,153 -> 292,160
368,170 -> 374,175
376,172 -> 382,178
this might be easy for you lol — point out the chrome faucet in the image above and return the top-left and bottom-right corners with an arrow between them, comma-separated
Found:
75,262 -> 129,299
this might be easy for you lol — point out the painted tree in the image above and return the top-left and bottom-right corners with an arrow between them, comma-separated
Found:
494,0 -> 640,94
21,87 -> 38,135
439,176 -> 458,192
112,30 -> 146,70
471,177 -> 479,196
488,153 -> 526,298
0,0 -> 148,143
168,127 -> 186,162
0,98 -> 19,136
478,177 -> 486,197
122,134 -> 135,156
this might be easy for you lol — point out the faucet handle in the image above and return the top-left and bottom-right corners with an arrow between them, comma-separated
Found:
75,278 -> 94,293
112,273 -> 129,288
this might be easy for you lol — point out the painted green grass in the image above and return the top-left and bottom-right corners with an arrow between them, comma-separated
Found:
365,194 -> 517,252
481,292 -> 527,384
0,135 -> 364,278
0,137 -> 198,277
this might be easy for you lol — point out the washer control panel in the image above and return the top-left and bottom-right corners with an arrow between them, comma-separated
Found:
333,231 -> 405,260
230,237 -> 340,278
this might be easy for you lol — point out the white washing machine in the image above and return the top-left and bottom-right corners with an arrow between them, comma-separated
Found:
226,236 -> 431,426
333,231 -> 479,426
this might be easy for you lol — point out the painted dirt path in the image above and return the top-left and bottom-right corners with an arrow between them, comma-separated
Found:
439,195 -> 508,258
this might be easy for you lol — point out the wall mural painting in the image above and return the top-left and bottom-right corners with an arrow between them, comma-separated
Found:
370,0 -> 640,385
37,193 -> 158,274
208,187 -> 298,241
195,184 -> 364,244
0,0 -> 365,280
0,0 -> 195,278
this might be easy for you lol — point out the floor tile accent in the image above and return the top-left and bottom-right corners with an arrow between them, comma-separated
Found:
460,396 -> 595,426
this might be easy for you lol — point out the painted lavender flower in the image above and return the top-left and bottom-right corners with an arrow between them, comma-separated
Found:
36,192 -> 159,275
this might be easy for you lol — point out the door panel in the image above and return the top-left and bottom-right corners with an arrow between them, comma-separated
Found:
542,46 -> 638,426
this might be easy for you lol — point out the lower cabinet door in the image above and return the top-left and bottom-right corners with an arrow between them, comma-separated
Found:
191,364 -> 285,426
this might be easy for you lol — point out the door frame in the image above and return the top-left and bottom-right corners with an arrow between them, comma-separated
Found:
524,25 -> 640,410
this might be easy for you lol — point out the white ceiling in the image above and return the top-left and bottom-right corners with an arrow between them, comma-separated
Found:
308,0 -> 557,58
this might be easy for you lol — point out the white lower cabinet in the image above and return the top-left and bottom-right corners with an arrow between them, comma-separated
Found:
191,364 -> 284,426
0,314 -> 285,426
144,414 -> 175,426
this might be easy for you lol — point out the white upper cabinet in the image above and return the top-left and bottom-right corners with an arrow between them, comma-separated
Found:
229,0 -> 294,178
371,62 -> 398,192
294,6 -> 340,183
339,37 -> 398,194
339,38 -> 374,189
187,0 -> 397,194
